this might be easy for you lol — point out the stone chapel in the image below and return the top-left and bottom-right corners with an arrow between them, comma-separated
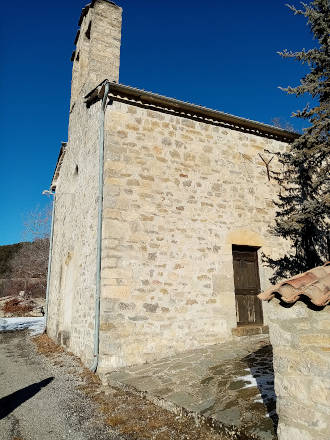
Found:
47,0 -> 298,375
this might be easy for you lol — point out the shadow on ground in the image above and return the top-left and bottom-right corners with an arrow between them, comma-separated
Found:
201,343 -> 277,440
243,345 -> 278,433
0,377 -> 54,419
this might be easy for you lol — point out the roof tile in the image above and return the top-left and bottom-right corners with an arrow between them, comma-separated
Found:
258,263 -> 330,307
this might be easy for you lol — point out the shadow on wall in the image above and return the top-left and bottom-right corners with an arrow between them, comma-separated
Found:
243,345 -> 278,434
274,292 -> 326,311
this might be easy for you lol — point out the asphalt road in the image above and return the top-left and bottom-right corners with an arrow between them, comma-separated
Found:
0,331 -> 124,440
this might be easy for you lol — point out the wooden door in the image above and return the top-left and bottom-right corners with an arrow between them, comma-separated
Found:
232,245 -> 263,326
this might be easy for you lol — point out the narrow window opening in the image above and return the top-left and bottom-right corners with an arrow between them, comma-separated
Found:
85,21 -> 91,40
75,51 -> 80,62
74,164 -> 79,175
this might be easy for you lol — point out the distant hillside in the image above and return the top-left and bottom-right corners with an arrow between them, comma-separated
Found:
0,240 -> 49,298
0,242 -> 23,278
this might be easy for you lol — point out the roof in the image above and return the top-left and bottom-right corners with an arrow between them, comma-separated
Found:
258,263 -> 330,307
85,81 -> 299,142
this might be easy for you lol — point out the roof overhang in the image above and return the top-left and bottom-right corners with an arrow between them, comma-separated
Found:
85,81 -> 299,143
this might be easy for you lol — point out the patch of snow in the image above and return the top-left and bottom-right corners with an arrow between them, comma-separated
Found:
0,317 -> 44,335
236,374 -> 258,388
236,368 -> 275,403
267,409 -> 276,419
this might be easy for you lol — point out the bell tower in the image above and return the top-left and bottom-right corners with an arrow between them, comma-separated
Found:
70,0 -> 122,109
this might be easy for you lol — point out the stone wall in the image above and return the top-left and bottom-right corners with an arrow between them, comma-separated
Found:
47,0 -> 122,366
265,299 -> 330,440
97,98 -> 291,372
47,98 -> 102,364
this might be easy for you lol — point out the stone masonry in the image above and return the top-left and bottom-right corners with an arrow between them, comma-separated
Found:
47,0 -> 122,365
47,98 -> 102,364
97,96 -> 291,372
47,0 -> 297,374
264,299 -> 330,440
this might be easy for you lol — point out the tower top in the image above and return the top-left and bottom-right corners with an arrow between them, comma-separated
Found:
70,0 -> 122,108
77,1 -> 120,28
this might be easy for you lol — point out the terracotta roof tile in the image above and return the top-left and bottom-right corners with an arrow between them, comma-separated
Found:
258,263 -> 330,306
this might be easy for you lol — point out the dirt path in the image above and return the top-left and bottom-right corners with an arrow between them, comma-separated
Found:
0,329 -> 256,440
0,331 -> 123,440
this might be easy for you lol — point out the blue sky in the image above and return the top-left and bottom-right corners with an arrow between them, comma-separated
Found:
0,0 -> 314,245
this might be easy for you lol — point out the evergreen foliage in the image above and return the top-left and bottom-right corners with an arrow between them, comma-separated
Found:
265,0 -> 329,283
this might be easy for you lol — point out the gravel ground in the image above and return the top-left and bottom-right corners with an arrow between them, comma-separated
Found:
0,330 -> 124,440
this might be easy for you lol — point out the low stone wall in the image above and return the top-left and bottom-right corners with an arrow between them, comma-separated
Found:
0,278 -> 46,298
265,299 -> 330,440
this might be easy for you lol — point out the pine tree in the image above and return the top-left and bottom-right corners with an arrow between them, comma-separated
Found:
265,0 -> 330,283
